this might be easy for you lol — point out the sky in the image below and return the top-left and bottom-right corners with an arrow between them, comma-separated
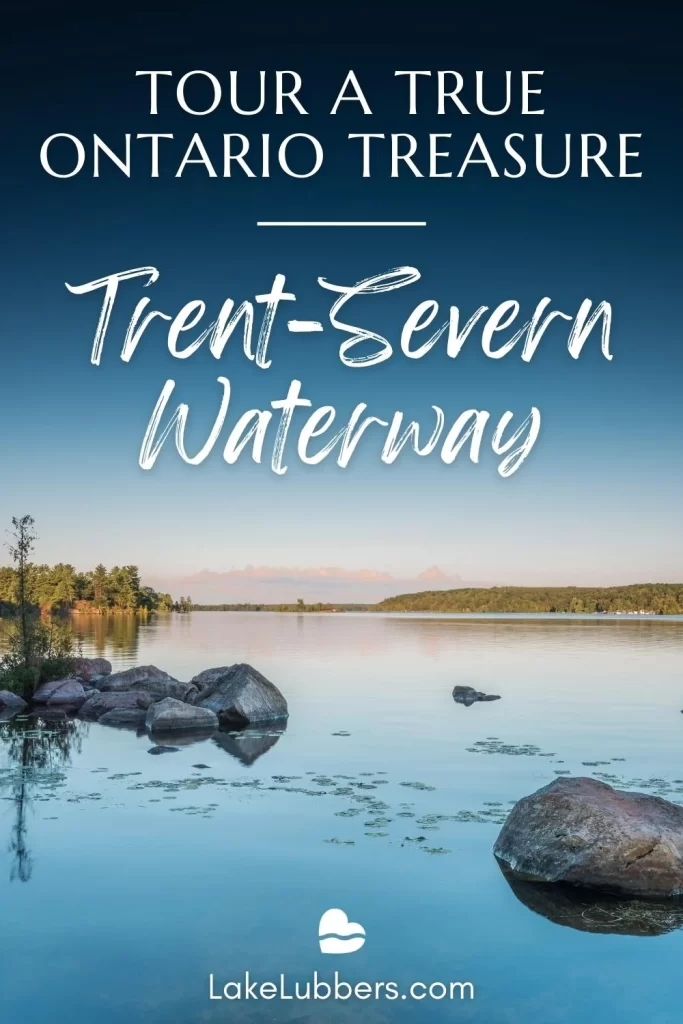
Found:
0,3 -> 681,601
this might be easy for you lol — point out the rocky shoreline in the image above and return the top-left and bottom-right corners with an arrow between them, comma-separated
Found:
0,657 -> 289,736
5,662 -> 683,911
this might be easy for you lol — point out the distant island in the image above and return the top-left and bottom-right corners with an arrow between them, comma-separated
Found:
374,584 -> 683,615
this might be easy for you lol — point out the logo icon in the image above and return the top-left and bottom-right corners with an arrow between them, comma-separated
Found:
319,908 -> 366,954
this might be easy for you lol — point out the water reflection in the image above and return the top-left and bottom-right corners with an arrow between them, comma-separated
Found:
69,613 -> 143,660
500,867 -> 683,936
4,612 -> 682,676
131,721 -> 286,764
146,726 -> 218,748
0,714 -> 88,883
212,723 -> 287,765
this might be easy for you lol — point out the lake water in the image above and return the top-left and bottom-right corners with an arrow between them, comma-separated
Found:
1,612 -> 683,1023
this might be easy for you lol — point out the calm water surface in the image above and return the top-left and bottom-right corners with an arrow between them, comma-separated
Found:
1,612 -> 683,1023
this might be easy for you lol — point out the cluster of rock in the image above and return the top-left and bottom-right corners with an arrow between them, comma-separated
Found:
0,657 -> 288,737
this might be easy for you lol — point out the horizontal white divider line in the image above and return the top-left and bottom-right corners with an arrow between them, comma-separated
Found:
288,320 -> 324,332
257,221 -> 427,227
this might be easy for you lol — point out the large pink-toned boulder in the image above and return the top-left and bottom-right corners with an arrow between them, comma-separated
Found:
495,776 -> 683,898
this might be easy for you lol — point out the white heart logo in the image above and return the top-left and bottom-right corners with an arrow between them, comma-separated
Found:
319,908 -> 366,954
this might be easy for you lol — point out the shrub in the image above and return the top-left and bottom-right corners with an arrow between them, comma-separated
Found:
0,619 -> 75,695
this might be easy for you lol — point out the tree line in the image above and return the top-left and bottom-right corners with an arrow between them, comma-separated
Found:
375,584 -> 683,615
0,561 -> 188,615
191,601 -> 369,612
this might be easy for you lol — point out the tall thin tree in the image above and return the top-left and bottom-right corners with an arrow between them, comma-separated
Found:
6,515 -> 37,680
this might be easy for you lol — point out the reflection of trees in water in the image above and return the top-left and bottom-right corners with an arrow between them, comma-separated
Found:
0,613 -> 143,661
69,614 -> 141,660
0,715 -> 88,883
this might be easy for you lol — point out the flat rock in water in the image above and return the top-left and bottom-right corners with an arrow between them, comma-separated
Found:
453,685 -> 501,707
73,657 -> 112,682
148,745 -> 180,755
146,697 -> 218,732
193,663 -> 288,725
0,690 -> 27,709
98,707 -> 148,727
79,690 -> 154,720
494,776 -> 683,898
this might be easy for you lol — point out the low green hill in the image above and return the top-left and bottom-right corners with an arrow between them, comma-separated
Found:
375,584 -> 683,615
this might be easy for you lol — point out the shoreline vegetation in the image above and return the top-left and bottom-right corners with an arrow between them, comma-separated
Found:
374,584 -> 683,616
1,571 -> 683,620
0,562 -> 188,617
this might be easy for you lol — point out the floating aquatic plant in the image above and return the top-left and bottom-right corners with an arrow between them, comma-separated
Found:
466,738 -> 555,757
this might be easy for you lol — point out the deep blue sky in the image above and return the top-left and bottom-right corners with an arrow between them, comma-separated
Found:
0,3 -> 680,596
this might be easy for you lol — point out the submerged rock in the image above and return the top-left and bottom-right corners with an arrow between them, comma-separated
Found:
453,685 -> 501,706
500,869 -> 683,937
494,776 -> 683,898
98,707 -> 148,727
73,657 -> 112,682
146,697 -> 218,732
0,690 -> 27,709
79,690 -> 153,720
194,663 -> 288,725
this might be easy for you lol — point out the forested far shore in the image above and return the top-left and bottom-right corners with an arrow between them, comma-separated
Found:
192,602 -> 370,612
0,562 -> 192,615
2,564 -> 683,618
375,584 -> 683,615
